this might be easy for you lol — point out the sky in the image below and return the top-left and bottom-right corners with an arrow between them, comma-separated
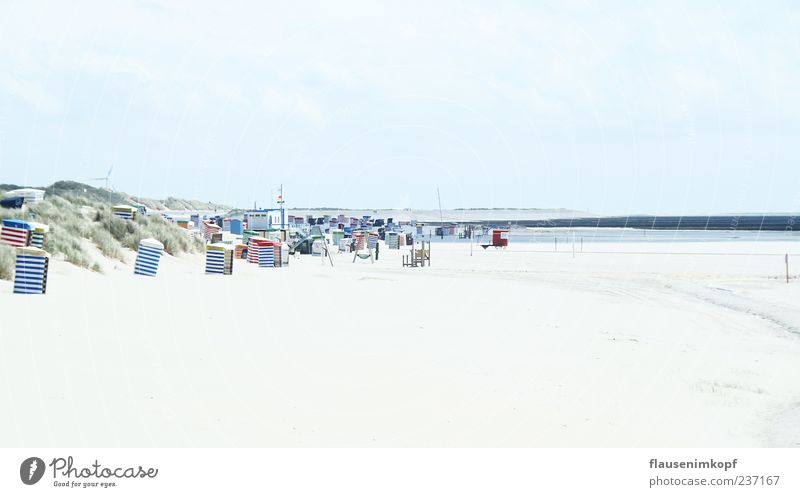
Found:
0,0 -> 798,214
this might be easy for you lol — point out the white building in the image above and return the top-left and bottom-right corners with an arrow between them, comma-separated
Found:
3,188 -> 45,205
245,209 -> 284,230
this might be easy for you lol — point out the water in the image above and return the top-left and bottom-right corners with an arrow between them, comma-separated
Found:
418,228 -> 800,244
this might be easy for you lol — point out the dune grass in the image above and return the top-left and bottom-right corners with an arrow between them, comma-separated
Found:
0,245 -> 14,280
92,207 -> 204,255
0,194 -> 203,279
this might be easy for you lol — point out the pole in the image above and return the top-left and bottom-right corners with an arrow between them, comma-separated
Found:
786,254 -> 790,284
280,184 -> 285,229
437,187 -> 444,239
572,232 -> 575,258
554,236 -> 557,252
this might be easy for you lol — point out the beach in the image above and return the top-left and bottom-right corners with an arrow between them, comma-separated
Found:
1,236 -> 798,447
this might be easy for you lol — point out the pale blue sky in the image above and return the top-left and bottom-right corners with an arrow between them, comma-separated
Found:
0,0 -> 798,214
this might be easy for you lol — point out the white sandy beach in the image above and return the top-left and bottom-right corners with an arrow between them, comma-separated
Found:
1,237 -> 798,447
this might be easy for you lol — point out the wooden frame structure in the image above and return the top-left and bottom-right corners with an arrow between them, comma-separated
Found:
402,240 -> 431,267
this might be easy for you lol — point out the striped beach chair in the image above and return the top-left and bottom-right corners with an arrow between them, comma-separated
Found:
368,233 -> 379,249
205,243 -> 233,275
247,238 -> 276,267
202,220 -> 220,241
13,247 -> 49,294
1,219 -> 32,247
112,205 -> 137,220
29,223 -> 48,249
353,233 -> 366,250
134,238 -> 164,276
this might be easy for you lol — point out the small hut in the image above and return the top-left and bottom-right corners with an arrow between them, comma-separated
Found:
3,188 -> 44,205
492,229 -> 509,248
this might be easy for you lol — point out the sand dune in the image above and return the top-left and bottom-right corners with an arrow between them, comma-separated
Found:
0,239 -> 798,447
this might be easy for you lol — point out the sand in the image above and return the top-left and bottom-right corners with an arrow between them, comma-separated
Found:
0,237 -> 799,447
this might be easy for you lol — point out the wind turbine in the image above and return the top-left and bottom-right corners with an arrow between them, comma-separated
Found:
92,165 -> 114,190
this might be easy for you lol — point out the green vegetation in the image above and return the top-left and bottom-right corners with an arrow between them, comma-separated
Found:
0,245 -> 14,280
0,191 -> 204,280
93,206 -> 204,255
0,180 -> 231,211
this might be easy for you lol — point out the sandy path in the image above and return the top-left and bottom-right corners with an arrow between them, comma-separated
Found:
0,241 -> 798,447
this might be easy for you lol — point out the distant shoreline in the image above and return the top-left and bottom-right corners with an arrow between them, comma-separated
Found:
509,215 -> 798,231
